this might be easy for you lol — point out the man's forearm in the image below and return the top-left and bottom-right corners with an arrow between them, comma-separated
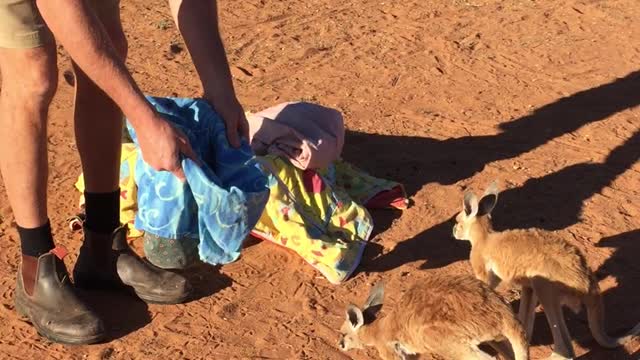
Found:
169,0 -> 237,102
36,0 -> 155,127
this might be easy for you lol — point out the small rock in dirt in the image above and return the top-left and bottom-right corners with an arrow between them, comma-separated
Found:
218,302 -> 238,319
100,347 -> 115,359
170,43 -> 184,54
156,20 -> 172,30
230,66 -> 254,81
431,66 -> 445,75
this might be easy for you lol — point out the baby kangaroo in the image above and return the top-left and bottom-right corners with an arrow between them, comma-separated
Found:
453,182 -> 640,359
337,276 -> 529,360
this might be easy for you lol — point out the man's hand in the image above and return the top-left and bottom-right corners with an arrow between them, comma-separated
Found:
37,0 -> 201,182
169,0 -> 249,148
135,113 -> 199,182
207,95 -> 249,148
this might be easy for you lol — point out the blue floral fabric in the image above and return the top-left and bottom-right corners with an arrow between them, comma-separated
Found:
126,96 -> 269,265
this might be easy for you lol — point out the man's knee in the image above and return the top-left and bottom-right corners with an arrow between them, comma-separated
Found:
0,46 -> 58,103
28,50 -> 58,101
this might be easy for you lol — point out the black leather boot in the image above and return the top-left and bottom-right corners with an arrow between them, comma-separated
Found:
15,247 -> 106,344
73,226 -> 191,304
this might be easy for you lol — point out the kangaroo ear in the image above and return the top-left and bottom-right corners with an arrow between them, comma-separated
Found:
478,181 -> 499,216
364,282 -> 384,309
463,191 -> 479,217
346,304 -> 364,330
362,283 -> 384,323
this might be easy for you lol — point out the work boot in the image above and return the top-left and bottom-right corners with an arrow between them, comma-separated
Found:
73,226 -> 191,304
15,247 -> 106,344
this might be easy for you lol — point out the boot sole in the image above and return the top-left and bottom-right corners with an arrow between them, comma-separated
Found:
15,296 -> 106,345
75,278 -> 192,305
135,289 -> 191,305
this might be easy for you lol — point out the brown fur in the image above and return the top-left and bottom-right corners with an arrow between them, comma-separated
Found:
338,275 -> 529,360
453,182 -> 640,359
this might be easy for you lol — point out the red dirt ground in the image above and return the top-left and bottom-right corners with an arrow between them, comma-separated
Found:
1,0 -> 639,359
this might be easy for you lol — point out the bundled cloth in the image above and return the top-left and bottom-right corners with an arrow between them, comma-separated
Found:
73,99 -> 408,283
247,102 -> 345,170
91,97 -> 268,266
252,155 -> 406,283
246,102 -> 407,283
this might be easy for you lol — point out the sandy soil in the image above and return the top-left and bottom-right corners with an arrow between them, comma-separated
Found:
0,0 -> 639,359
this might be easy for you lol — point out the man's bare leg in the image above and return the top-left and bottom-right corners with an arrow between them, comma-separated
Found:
0,42 -> 105,344
73,2 -> 126,194
0,45 -> 55,230
72,4 -> 125,235
71,5 -> 191,304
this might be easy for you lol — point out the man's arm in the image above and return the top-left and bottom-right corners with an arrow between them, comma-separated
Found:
35,0 -> 196,180
169,0 -> 249,148
37,0 -> 150,126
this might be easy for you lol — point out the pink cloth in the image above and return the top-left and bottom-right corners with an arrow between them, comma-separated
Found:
246,102 -> 345,170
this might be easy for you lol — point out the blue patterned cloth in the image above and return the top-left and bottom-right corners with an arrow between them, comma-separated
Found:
126,97 -> 269,265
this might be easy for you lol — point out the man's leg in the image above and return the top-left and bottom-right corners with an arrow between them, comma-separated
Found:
0,31 -> 104,345
0,45 -> 55,250
72,2 -> 190,304
72,2 -> 126,234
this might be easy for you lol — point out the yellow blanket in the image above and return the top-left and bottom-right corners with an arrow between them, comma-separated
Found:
252,155 -> 374,283
75,145 -> 407,284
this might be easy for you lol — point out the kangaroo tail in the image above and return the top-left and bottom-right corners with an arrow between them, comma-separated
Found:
585,293 -> 640,348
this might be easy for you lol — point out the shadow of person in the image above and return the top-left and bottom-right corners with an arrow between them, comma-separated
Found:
343,70 -> 640,197
571,229 -> 640,359
183,262 -> 233,302
492,128 -> 640,231
347,71 -> 640,358
595,230 -> 640,332
359,128 -> 639,273
81,290 -> 151,342
361,215 -> 471,273
364,122 -> 637,270
79,261 -> 232,341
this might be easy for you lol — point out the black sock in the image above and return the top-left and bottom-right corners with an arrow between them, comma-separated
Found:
18,221 -> 56,257
84,190 -> 120,234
